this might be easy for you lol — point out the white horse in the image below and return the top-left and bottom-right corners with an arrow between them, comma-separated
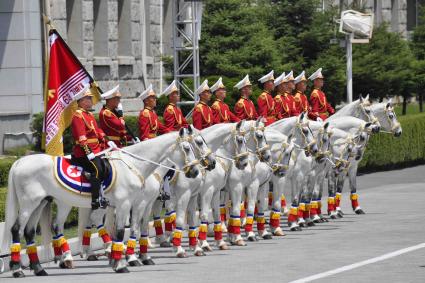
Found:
223,119 -> 272,246
326,116 -> 379,215
0,128 -> 200,277
244,128 -> 296,240
267,113 -> 319,235
333,100 -> 403,215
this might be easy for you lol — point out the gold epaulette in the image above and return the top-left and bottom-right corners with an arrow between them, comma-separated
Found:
274,95 -> 282,102
103,108 -> 112,117
311,89 -> 319,98
236,98 -> 244,108
259,92 -> 267,100
166,105 -> 174,114
212,101 -> 220,109
142,109 -> 150,118
195,104 -> 203,112
73,109 -> 83,118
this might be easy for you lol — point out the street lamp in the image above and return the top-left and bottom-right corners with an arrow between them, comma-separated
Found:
338,10 -> 374,103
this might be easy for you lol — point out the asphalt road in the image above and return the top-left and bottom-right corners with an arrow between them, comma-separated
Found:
1,165 -> 424,283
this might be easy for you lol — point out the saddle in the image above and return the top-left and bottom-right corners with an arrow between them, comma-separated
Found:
54,156 -> 116,196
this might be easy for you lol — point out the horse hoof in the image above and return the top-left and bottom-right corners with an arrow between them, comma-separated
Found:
307,222 -> 315,226
273,230 -> 285,237
321,218 -> 329,222
59,262 -> 67,269
160,242 -> 172,248
142,259 -> 155,265
355,209 -> 365,214
202,246 -> 213,252
219,244 -> 229,250
235,240 -> 247,246
35,269 -> 48,276
128,260 -> 142,267
296,226 -> 302,231
337,213 -> 343,218
176,252 -> 187,258
115,267 -> 130,273
247,236 -> 256,242
64,260 -> 74,269
13,271 -> 25,278
194,250 -> 205,256
87,255 -> 98,261
330,214 -> 337,219
262,234 -> 273,240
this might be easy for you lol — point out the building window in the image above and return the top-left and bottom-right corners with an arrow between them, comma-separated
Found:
118,0 -> 132,56
93,0 -> 108,56
406,0 -> 417,31
66,0 -> 83,56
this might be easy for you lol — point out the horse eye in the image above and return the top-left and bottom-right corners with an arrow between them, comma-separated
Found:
302,128 -> 308,134
365,109 -> 370,113
389,114 -> 394,119
196,139 -> 203,145
256,132 -> 263,139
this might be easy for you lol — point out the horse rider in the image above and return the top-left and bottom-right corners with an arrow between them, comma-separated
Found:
162,80 -> 189,131
234,74 -> 258,120
257,70 -> 278,126
138,84 -> 171,141
210,77 -> 240,124
274,71 -> 296,119
193,80 -> 216,130
99,85 -> 133,148
71,86 -> 109,210
308,68 -> 335,120
292,71 -> 311,116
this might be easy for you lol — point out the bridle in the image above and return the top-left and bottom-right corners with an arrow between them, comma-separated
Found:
292,121 -> 317,156
248,125 -> 270,161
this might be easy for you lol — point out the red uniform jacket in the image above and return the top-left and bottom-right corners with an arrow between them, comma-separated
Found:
275,92 -> 295,119
163,103 -> 189,131
193,101 -> 215,130
292,91 -> 310,116
257,91 -> 277,126
71,108 -> 106,158
211,99 -> 241,124
234,97 -> 258,121
99,107 -> 130,148
138,107 -> 170,140
309,88 -> 335,120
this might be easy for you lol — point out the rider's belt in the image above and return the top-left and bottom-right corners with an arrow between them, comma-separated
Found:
76,138 -> 99,145
107,136 -> 121,141
148,133 -> 157,138
319,112 -> 329,116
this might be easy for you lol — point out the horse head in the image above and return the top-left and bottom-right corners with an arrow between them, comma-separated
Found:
271,134 -> 295,177
295,112 -> 318,157
176,127 -> 200,178
187,125 -> 216,171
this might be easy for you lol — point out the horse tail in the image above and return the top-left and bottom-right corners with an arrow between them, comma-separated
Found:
77,207 -> 90,254
0,161 -> 20,255
104,207 -> 116,237
39,199 -> 53,260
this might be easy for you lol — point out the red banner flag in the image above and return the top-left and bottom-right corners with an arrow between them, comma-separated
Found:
43,29 -> 100,155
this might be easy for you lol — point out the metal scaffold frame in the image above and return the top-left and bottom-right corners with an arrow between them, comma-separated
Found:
172,0 -> 202,114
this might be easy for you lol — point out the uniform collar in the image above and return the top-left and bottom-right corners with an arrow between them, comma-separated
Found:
199,101 -> 209,106
168,102 -> 176,107
215,98 -> 223,102
296,90 -> 304,95
78,107 -> 90,114
145,106 -> 153,111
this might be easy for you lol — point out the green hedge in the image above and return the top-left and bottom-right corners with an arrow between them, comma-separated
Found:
359,113 -> 425,172
0,158 -> 16,187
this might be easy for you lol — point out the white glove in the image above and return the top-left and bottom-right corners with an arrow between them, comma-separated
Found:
132,137 -> 141,144
87,152 -> 95,160
107,140 -> 118,149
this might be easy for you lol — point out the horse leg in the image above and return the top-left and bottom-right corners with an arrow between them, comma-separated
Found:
310,180 -> 322,223
164,200 -> 177,242
327,172 -> 338,219
335,174 -> 345,217
124,208 -> 141,267
138,214 -> 155,265
173,190 -> 191,258
349,164 -> 364,214
288,176 -> 301,231
199,187 -> 214,252
219,189 -> 228,233
245,180 -> 259,241
228,182 -> 246,246
152,199 -> 168,246
24,200 -> 49,276
111,203 -> 131,273
211,188 -> 229,250
270,176 -> 284,236
51,202 -> 74,269
187,195 -> 204,256
257,182 -> 272,239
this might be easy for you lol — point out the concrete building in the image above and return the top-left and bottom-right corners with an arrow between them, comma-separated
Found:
0,0 -> 173,153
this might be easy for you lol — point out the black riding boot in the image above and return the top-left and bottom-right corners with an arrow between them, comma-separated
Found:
90,177 -> 101,210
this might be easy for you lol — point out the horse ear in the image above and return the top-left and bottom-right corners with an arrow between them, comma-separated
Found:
365,94 -> 370,101
236,120 -> 243,131
359,94 -> 364,103
387,98 -> 393,108
324,122 -> 329,129
287,133 -> 293,141
187,125 -> 193,135
179,127 -> 185,137
256,116 -> 262,127
299,112 -> 305,121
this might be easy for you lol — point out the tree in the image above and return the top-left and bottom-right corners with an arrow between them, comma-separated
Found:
410,5 -> 425,112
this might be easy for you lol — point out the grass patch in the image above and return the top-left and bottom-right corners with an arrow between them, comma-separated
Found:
394,103 -> 423,116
